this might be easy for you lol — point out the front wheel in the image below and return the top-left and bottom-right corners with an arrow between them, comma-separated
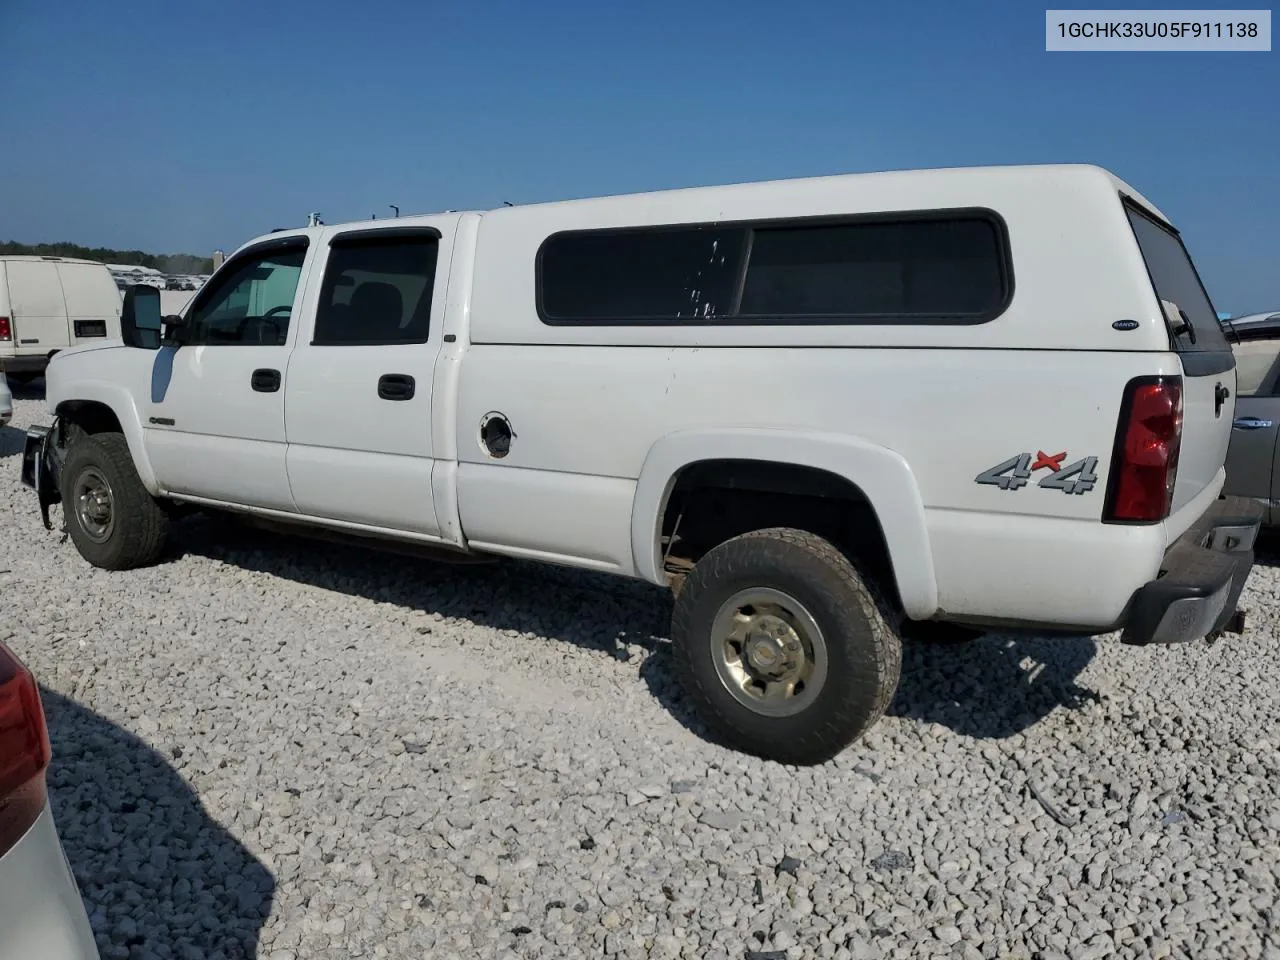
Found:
59,431 -> 170,570
670,527 -> 903,765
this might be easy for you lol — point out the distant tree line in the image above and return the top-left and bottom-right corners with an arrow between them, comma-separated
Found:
0,240 -> 214,275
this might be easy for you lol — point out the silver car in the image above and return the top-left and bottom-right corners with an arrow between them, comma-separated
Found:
0,641 -> 99,959
1224,311 -> 1280,523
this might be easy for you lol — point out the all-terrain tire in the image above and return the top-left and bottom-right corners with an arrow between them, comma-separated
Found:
670,527 -> 903,766
59,431 -> 170,570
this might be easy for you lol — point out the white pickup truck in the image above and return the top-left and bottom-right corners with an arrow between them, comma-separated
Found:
21,164 -> 1262,764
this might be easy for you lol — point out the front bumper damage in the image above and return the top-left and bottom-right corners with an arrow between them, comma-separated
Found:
1121,494 -> 1264,645
20,420 -> 63,530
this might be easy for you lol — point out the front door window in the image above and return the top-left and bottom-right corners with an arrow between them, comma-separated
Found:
183,246 -> 306,346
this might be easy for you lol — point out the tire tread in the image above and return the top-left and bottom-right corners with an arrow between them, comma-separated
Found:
60,432 -> 169,570
671,526 -> 902,765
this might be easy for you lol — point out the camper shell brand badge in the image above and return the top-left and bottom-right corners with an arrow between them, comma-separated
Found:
976,451 -> 1099,494
1112,318 -> 1140,331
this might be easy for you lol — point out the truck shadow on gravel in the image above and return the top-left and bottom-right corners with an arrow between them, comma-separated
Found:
885,633 -> 1100,738
2,376 -> 43,459
640,630 -> 1100,742
40,687 -> 274,960
173,517 -> 1100,746
0,425 -> 24,459
1249,528 -> 1280,566
4,375 -> 45,400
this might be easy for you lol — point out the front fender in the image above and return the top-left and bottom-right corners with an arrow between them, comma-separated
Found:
49,379 -> 160,496
630,427 -> 938,619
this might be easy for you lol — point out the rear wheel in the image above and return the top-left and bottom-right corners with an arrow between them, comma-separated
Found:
59,431 -> 170,570
670,527 -> 902,765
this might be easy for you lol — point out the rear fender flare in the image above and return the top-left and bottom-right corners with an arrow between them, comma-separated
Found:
630,427 -> 938,619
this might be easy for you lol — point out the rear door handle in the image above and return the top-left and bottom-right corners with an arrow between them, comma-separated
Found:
1233,417 -> 1273,430
378,373 -> 415,401
251,368 -> 281,393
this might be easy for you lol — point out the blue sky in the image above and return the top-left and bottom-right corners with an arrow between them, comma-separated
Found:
1,0 -> 1276,312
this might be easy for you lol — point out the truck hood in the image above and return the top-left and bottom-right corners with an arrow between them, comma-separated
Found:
43,339 -> 155,417
50,339 -> 129,361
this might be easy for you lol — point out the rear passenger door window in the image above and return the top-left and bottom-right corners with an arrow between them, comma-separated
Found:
312,232 -> 439,345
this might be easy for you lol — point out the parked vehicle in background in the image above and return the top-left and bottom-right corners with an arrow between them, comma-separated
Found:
0,257 -> 122,383
0,641 -> 99,959
159,289 -> 198,317
1224,310 -> 1280,335
21,163 -> 1262,764
1225,311 -> 1280,523
1,371 -> 11,426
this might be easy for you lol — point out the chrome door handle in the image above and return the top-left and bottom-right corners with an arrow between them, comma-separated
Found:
1233,417 -> 1273,430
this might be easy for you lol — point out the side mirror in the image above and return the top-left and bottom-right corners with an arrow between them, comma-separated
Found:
160,314 -> 187,346
121,285 -> 163,350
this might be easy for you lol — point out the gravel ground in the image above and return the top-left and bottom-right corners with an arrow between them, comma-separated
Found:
3,388 -> 1280,960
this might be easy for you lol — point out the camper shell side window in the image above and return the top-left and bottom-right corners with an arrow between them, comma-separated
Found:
536,208 -> 1014,327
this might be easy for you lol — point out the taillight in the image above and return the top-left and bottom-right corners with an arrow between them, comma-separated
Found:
0,316 -> 11,341
0,642 -> 52,856
1104,376 -> 1183,523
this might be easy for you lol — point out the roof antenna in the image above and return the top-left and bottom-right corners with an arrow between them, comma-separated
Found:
503,200 -> 514,207
389,204 -> 400,217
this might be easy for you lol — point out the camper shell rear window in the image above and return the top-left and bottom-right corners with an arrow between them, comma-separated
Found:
1124,201 -> 1231,362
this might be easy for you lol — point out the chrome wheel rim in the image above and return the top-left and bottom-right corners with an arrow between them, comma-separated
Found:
73,467 -> 115,544
710,587 -> 828,717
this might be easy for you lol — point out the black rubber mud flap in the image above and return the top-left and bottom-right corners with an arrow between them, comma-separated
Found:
30,423 -> 62,530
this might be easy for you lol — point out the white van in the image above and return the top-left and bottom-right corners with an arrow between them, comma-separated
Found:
0,257 -> 122,382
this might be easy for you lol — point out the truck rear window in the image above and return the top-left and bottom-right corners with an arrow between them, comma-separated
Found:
1125,203 -> 1230,356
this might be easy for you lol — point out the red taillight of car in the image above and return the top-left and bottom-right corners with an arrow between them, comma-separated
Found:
0,642 -> 52,856
0,316 -> 12,341
1104,376 -> 1183,523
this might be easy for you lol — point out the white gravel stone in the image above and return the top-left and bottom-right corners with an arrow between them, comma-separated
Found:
3,390 -> 1280,960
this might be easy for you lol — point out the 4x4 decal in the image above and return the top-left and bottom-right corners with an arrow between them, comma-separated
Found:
975,450 -> 1099,495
